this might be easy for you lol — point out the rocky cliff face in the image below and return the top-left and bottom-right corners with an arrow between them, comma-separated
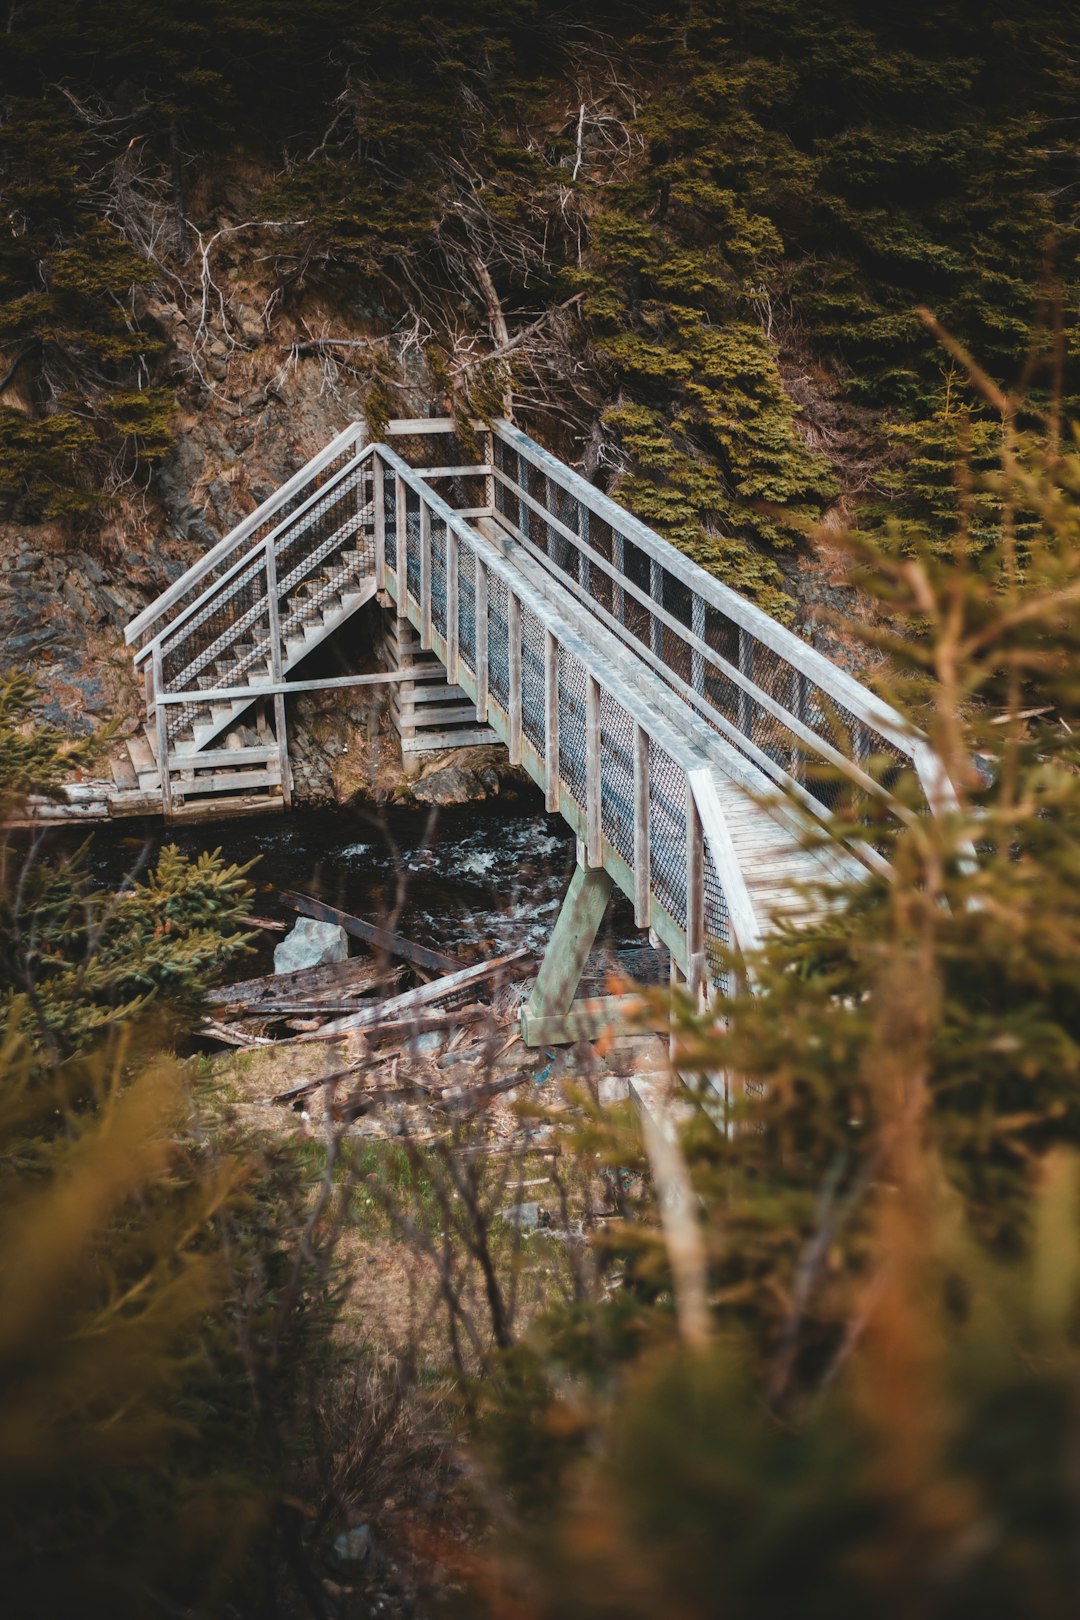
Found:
0,278 -> 396,794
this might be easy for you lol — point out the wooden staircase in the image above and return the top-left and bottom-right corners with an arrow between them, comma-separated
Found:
120,435 -> 381,819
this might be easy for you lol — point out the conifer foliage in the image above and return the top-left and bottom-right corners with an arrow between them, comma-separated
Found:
460,353 -> 1080,1618
2,1 -> 1077,598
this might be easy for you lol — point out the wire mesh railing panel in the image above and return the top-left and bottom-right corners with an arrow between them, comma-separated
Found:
405,488 -> 422,606
159,553 -> 271,743
383,469 -> 398,579
134,440 -> 364,649
430,513 -> 448,640
275,474 -> 373,657
558,646 -> 588,807
649,741 -> 688,931
160,553 -> 268,692
599,690 -> 635,869
488,572 -> 510,712
703,843 -> 732,997
458,550 -> 478,673
387,430 -> 473,472
520,603 -> 546,758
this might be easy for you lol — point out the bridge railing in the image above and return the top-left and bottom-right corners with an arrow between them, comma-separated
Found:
373,442 -> 746,997
130,446 -> 377,753
126,422 -> 369,651
485,421 -> 952,833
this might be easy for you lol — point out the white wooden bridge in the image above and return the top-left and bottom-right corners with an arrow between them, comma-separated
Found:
122,418 -> 951,1045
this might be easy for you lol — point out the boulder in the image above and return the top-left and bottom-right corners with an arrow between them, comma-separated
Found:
274,917 -> 349,974
410,763 -> 491,805
496,1201 -> 551,1232
331,1524 -> 371,1568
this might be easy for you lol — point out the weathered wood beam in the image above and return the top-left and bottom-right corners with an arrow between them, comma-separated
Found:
278,890 -> 461,975
520,862 -> 613,1048
290,946 -> 533,1043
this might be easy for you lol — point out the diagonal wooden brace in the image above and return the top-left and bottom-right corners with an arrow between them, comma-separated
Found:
520,862 -> 615,1047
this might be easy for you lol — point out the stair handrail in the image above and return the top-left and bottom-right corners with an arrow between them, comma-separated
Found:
125,420 -> 367,648
131,440 -> 376,668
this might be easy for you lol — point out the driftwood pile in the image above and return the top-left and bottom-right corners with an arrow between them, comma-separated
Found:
204,890 -> 546,1146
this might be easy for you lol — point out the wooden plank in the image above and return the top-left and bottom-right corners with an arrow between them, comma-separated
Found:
686,768 -> 762,958
290,946 -> 534,1042
278,890 -> 461,974
394,704 -> 482,729
208,954 -> 399,1008
152,645 -> 172,818
158,664 -> 443,706
174,767 -> 280,794
262,532 -> 292,812
167,793 -> 285,824
384,417 -> 458,435
170,743 -> 278,771
400,726 -> 497,752
111,749 -> 138,792
203,1021 -> 275,1049
519,865 -> 614,1047
108,789 -> 163,817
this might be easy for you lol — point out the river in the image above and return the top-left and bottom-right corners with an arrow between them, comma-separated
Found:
76,783 -> 643,977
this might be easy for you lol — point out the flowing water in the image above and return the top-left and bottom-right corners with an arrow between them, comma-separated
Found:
75,783 -> 643,977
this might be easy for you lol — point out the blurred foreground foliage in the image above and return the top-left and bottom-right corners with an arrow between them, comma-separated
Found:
0,706 -> 348,1617
455,361 -> 1080,1617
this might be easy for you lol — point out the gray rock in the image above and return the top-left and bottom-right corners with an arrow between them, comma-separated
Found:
408,1029 -> 443,1057
411,764 -> 489,805
274,917 -> 349,974
497,1201 -> 550,1232
331,1524 -> 371,1567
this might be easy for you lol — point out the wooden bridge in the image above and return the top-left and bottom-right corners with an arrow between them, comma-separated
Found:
122,418 -> 951,1046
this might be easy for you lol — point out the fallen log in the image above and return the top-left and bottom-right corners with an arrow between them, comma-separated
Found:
206,955 -> 402,1009
279,889 -> 460,975
261,1001 -> 493,1031
201,1020 -> 275,1048
287,947 -> 534,1045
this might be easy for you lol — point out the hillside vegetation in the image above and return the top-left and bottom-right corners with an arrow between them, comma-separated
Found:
2,0 -> 1076,624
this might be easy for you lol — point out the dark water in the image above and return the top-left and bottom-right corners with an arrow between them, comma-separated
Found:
74,784 -> 641,975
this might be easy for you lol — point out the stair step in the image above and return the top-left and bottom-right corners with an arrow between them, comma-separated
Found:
127,734 -> 160,790
392,702 -> 481,729
173,765 -> 282,796
111,749 -> 139,793
168,743 -> 279,770
400,726 -> 499,754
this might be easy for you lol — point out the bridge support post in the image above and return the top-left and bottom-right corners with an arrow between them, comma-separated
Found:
520,861 -> 615,1047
